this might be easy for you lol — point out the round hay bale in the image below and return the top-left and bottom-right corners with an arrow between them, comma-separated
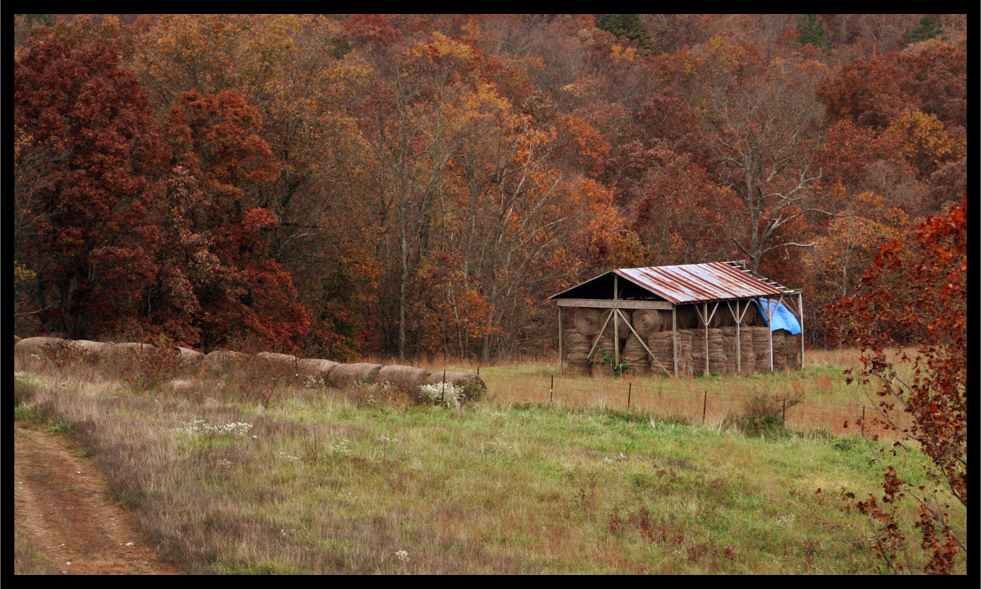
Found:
176,346 -> 205,368
296,358 -> 340,383
327,363 -> 383,388
616,310 -> 633,344
107,342 -> 157,356
573,308 -> 604,335
255,352 -> 299,378
674,305 -> 700,329
631,309 -> 663,337
256,351 -> 298,366
15,336 -> 66,356
377,365 -> 431,392
202,350 -> 249,375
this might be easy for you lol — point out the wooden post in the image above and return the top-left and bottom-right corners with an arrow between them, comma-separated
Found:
702,391 -> 707,424
704,302 -> 710,376
558,307 -> 563,374
627,382 -> 632,411
613,275 -> 620,366
799,293 -> 805,369
550,374 -> 554,403
672,305 -> 678,377
736,301 -> 743,374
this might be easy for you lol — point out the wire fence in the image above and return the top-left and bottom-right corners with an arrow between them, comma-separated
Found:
484,372 -> 906,440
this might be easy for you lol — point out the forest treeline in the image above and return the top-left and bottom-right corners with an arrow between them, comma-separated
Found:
13,14 -> 967,362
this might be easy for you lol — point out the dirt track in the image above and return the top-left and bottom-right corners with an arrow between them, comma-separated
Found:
14,422 -> 181,575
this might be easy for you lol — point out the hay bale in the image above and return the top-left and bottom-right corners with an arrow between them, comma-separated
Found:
617,310 -> 633,344
621,333 -> 650,376
705,328 -> 726,375
15,336 -> 66,356
201,350 -> 249,375
738,328 -> 755,373
752,327 -> 772,371
70,340 -> 109,364
631,309 -> 663,337
784,333 -> 801,369
674,305 -> 700,329
647,331 -> 678,376
327,363 -> 383,388
771,329 -> 787,370
573,308 -> 604,335
377,365 -> 431,392
564,329 -> 591,366
721,327 -> 738,374
589,330 -> 618,365
256,351 -> 298,366
107,342 -> 157,356
296,359 -> 340,383
176,346 -> 205,368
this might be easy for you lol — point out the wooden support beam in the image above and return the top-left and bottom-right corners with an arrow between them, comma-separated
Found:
555,298 -> 673,310
615,308 -> 671,377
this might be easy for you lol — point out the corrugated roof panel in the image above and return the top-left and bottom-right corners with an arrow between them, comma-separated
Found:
549,261 -> 796,305
615,262 -> 791,304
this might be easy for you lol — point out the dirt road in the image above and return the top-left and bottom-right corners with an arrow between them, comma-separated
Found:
13,422 -> 181,575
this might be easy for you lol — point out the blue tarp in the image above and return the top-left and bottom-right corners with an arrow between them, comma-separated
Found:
753,298 -> 802,335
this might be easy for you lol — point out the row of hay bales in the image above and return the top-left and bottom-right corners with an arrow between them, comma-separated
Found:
563,309 -> 800,376
13,336 -> 485,399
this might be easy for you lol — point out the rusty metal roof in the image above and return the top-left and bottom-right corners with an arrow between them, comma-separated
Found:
551,261 -> 798,305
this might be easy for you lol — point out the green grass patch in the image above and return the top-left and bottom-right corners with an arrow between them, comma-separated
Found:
10,362 -> 966,574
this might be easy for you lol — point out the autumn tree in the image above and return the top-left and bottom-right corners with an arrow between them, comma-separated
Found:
833,196 -> 966,574
701,55 -> 831,272
155,89 -> 309,350
14,35 -> 169,338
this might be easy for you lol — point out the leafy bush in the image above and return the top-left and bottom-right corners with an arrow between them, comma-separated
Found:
418,382 -> 465,408
738,390 -> 805,438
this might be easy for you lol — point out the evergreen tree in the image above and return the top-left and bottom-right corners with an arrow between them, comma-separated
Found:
797,14 -> 829,50
597,14 -> 655,54
901,16 -> 947,46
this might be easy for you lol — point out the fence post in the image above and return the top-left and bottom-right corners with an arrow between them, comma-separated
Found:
782,398 -> 787,425
550,374 -> 554,403
627,382 -> 632,411
702,391 -> 707,424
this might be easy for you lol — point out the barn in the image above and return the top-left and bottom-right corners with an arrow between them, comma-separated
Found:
549,261 -> 803,377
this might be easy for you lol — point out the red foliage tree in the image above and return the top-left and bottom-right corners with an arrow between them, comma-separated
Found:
154,90 -> 309,350
832,196 -> 966,573
14,36 -> 169,338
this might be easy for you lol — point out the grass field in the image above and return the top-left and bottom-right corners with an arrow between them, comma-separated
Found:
13,348 -> 965,574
